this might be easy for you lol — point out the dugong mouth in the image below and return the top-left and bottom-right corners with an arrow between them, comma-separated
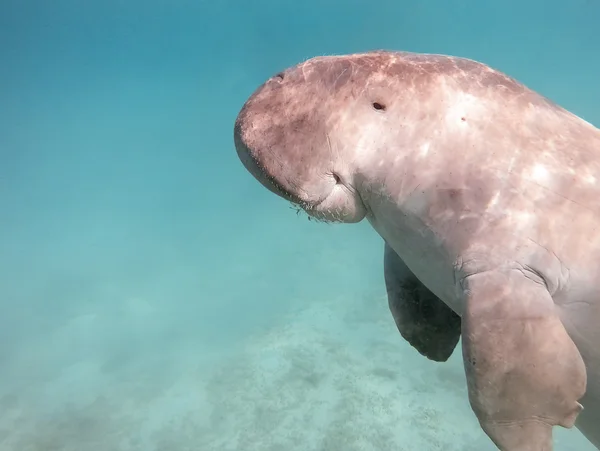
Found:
233,121 -> 306,206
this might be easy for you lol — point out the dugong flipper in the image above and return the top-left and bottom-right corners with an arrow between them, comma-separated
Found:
384,242 -> 461,362
460,268 -> 586,449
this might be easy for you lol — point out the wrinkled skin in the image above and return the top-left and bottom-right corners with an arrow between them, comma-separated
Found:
234,50 -> 600,450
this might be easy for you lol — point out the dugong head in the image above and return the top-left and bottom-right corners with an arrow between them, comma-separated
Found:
234,51 -> 414,223
234,57 -> 387,222
233,51 -> 514,223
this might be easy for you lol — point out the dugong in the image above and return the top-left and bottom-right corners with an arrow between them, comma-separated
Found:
233,50 -> 600,450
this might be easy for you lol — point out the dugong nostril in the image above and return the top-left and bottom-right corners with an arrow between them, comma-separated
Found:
273,72 -> 285,82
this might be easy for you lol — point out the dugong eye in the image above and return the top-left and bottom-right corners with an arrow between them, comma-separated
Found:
372,102 -> 386,111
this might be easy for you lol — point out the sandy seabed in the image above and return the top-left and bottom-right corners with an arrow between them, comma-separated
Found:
0,288 -> 594,451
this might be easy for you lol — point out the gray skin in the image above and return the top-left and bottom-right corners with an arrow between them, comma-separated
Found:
233,50 -> 600,451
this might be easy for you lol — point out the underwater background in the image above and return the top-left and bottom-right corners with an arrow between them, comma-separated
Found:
1,0 -> 599,449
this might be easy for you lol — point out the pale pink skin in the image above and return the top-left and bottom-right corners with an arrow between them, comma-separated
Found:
234,50 -> 600,450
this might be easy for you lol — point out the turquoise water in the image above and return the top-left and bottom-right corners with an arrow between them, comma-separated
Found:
1,1 -> 599,449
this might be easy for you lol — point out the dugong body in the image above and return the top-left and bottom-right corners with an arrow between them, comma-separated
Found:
233,50 -> 600,450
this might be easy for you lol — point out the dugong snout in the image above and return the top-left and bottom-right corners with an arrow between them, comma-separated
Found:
233,116 -> 297,204
233,59 -> 365,221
